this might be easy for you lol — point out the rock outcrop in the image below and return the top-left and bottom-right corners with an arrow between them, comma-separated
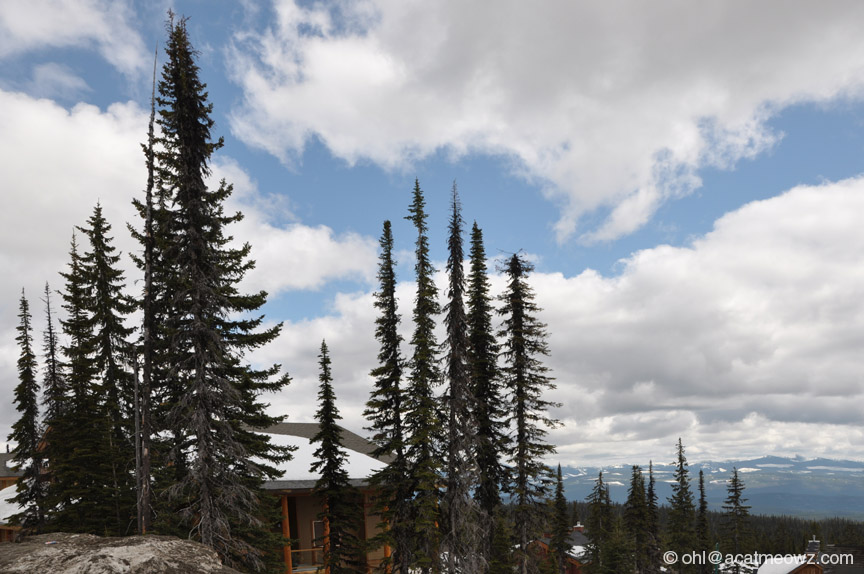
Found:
0,532 -> 242,573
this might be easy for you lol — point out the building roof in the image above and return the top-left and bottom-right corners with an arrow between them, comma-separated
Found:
756,556 -> 812,574
536,529 -> 591,562
258,423 -> 388,491
0,453 -> 24,478
822,545 -> 864,573
262,422 -> 388,460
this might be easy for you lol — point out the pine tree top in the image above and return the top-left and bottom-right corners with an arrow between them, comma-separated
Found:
10,289 -> 40,457
311,340 -> 350,484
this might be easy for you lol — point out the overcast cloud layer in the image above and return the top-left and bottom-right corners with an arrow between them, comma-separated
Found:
253,178 -> 864,464
1,1 -> 864,467
0,89 -> 378,435
229,0 -> 864,242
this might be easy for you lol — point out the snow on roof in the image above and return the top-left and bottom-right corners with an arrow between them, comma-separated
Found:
756,555 -> 808,574
264,432 -> 386,483
0,484 -> 21,525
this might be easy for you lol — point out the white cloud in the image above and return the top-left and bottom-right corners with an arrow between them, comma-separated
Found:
0,0 -> 148,76
212,158 -> 378,294
228,0 -> 864,242
0,89 -> 378,445
26,63 -> 91,100
248,177 -> 864,464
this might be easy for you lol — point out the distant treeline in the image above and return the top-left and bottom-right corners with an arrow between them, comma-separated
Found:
568,499 -> 864,553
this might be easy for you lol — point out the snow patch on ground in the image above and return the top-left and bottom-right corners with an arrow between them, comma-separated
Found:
737,467 -> 761,473
0,484 -> 21,524
806,466 -> 863,472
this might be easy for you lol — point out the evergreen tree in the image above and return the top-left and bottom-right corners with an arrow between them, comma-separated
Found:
154,13 -> 291,570
498,253 -> 559,574
8,290 -> 46,530
600,516 -> 634,574
40,283 -> 65,425
584,472 -> 611,574
488,509 -> 516,574
45,234 -> 115,534
311,341 -> 365,574
38,283 -> 64,532
78,202 -> 137,532
442,183 -> 482,574
364,220 -> 412,574
624,465 -> 649,573
645,461 -> 661,574
549,464 -> 573,574
467,222 -> 506,528
696,470 -> 710,574
403,179 -> 442,574
667,439 -> 696,574
128,50 -> 159,534
721,468 -> 751,574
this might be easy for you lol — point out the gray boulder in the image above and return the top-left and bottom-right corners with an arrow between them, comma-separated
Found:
0,532 -> 242,573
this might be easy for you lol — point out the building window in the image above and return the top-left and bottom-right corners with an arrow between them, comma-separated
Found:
313,520 -> 325,547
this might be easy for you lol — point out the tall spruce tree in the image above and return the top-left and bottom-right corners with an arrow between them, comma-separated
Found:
8,290 -> 46,530
584,471 -> 612,574
78,203 -> 137,532
154,13 -> 291,569
624,465 -> 649,574
488,508 -> 515,574
645,461 -> 661,574
467,222 -> 506,528
696,470 -> 710,574
45,234 -> 115,534
128,49 -> 159,534
549,464 -> 572,574
498,253 -> 559,574
442,183 -> 481,574
40,283 -> 65,425
403,179 -> 442,574
601,516 -> 634,574
38,283 -> 64,532
364,220 -> 413,574
311,341 -> 365,574
667,439 -> 696,574
721,468 -> 751,574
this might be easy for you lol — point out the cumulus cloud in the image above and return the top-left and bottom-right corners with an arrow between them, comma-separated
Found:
228,0 -> 864,242
212,158 -> 378,294
249,177 -> 864,464
0,0 -> 148,76
25,63 -> 91,101
0,90 -> 378,444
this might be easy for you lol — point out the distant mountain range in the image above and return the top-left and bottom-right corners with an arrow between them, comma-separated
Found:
561,455 -> 864,519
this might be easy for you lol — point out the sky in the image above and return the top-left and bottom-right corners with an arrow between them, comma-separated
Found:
1,0 -> 864,466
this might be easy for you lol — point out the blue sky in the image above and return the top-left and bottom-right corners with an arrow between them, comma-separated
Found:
2,1 -> 864,465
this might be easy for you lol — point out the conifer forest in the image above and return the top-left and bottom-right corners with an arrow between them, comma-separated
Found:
5,8 -> 864,574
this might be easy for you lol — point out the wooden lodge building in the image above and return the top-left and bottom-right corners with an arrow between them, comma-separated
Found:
0,423 -> 390,573
0,450 -> 24,542
262,422 -> 390,574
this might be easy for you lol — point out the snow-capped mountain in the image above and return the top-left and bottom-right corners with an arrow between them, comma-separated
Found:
560,455 -> 864,519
